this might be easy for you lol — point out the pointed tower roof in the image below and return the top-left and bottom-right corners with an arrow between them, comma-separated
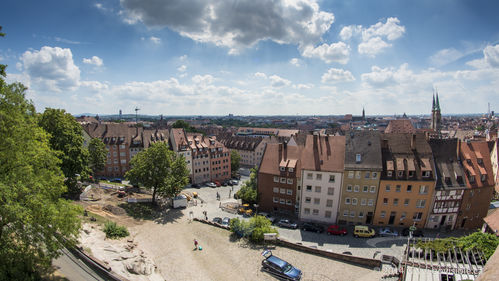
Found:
436,93 -> 441,111
432,94 -> 435,111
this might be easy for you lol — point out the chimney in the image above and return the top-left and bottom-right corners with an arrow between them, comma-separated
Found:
410,134 -> 416,150
283,141 -> 288,161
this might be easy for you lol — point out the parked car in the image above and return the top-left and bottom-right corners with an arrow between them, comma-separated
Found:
353,225 -> 376,238
212,217 -> 223,224
191,183 -> 200,188
227,180 -> 234,186
258,212 -> 276,224
222,217 -> 231,226
222,180 -> 228,186
326,224 -> 348,236
214,180 -> 221,187
110,178 -> 122,183
379,227 -> 399,237
276,219 -> 298,229
206,182 -> 216,188
402,227 -> 424,237
230,179 -> 239,185
301,222 -> 324,233
261,250 -> 302,281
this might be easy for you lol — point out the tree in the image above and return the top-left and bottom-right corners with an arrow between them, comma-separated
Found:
0,76 -> 82,279
39,108 -> 89,194
126,142 -> 189,204
236,167 -> 258,204
231,150 -> 241,175
88,138 -> 107,180
172,120 -> 191,129
0,26 -> 5,77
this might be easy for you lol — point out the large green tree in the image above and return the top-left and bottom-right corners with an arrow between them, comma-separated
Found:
236,167 -> 258,204
88,137 -> 107,180
126,142 -> 189,204
230,150 -> 241,175
0,76 -> 82,279
39,108 -> 89,193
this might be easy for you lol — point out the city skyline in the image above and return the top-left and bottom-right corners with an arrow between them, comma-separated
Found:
1,0 -> 499,116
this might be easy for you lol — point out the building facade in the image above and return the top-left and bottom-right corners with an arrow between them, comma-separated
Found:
217,134 -> 269,168
170,128 -> 193,179
338,131 -> 382,225
188,135 -> 211,184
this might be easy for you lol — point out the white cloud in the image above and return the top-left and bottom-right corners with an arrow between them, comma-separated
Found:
82,56 -> 104,67
20,46 -> 80,92
192,74 -> 213,85
302,42 -> 350,64
483,44 -> 499,67
269,75 -> 291,88
358,37 -> 391,57
289,58 -> 301,67
361,17 -> 405,41
150,36 -> 161,44
80,80 -> 109,92
321,68 -> 355,83
179,54 -> 188,61
293,83 -> 313,89
429,48 -> 463,67
120,0 -> 334,54
254,72 -> 267,79
339,25 -> 361,41
177,65 -> 187,72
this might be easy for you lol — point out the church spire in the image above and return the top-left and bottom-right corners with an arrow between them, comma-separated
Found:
432,94 -> 436,111
436,92 -> 440,111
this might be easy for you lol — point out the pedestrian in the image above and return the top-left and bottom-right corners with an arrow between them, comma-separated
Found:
194,239 -> 198,249
229,190 -> 232,198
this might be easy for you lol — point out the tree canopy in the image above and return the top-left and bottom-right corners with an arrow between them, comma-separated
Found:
230,150 -> 241,175
0,76 -> 82,279
39,108 -> 89,193
126,142 -> 190,204
88,137 -> 107,179
236,167 -> 258,204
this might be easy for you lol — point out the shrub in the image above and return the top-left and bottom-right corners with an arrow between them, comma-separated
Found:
229,216 -> 278,243
103,221 -> 129,239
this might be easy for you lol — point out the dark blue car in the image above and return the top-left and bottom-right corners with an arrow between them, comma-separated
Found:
261,250 -> 302,280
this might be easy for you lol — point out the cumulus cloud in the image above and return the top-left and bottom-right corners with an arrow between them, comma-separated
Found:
429,48 -> 463,67
339,25 -> 361,41
80,80 -> 109,92
120,0 -> 334,54
82,55 -> 104,67
361,17 -> 405,41
289,58 -> 302,67
269,75 -> 291,88
466,44 -> 499,69
20,46 -> 80,92
321,68 -> 355,83
192,74 -> 213,85
149,36 -> 161,44
302,42 -> 350,64
358,37 -> 391,57
254,72 -> 267,79
177,65 -> 187,72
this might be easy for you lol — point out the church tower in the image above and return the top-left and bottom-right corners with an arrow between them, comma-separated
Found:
431,92 -> 442,137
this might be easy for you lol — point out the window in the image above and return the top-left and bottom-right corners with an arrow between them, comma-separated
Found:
381,211 -> 386,218
387,171 -> 393,177
404,199 -> 410,206
114,159 -> 118,164
305,197 -> 311,203
325,211 -> 332,218
315,186 -> 321,193
314,198 -> 320,205
289,167 -> 294,173
347,185 -> 352,192
304,208 -> 310,214
361,198 -> 367,205
368,199 -> 374,206
354,185 -> 360,192
327,188 -> 334,195
481,174 -> 487,182
307,173 -> 313,179
275,187 -> 282,194
400,212 -> 406,220
413,212 -> 423,221
372,172 -> 378,179
365,172 -> 370,178
316,174 -> 322,180
287,178 -> 293,185
431,216 -> 439,222
273,197 -> 279,203
355,171 -> 361,179
280,198 -> 285,204
396,185 -> 401,192
343,210 -> 349,216
329,175 -> 335,182
306,185 -> 312,191
398,171 -> 403,177
286,189 -> 293,195
359,212 -> 364,218
280,177 -> 286,183
409,171 -> 414,177
120,159 -> 127,164
280,167 -> 285,172
422,171 -> 430,177
383,198 -> 388,205
326,199 -> 333,207
363,186 -> 369,192
469,175 -> 475,183
407,185 -> 412,192
345,197 -> 351,204
350,211 -> 356,217
356,154 -> 362,163
370,186 -> 376,193
419,185 -> 428,194
313,209 -> 319,216
416,199 -> 426,208
280,188 -> 286,194
348,171 -> 354,178
385,185 -> 391,192
120,152 -> 126,157
273,176 -> 279,182
286,199 -> 292,205
393,198 -> 399,206
352,198 -> 358,205
120,144 -> 125,149
113,151 -> 117,157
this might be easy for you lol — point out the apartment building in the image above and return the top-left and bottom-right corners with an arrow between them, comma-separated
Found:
299,134 -> 345,224
188,135 -> 211,184
425,139 -> 466,230
169,128 -> 193,179
206,137 -> 231,182
258,142 -> 302,216
373,133 -> 436,228
217,134 -> 268,168
456,140 -> 494,229
338,131 -> 382,225
491,139 -> 499,194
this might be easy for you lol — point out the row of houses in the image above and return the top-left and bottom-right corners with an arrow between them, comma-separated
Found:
82,123 -> 231,184
257,130 -> 496,230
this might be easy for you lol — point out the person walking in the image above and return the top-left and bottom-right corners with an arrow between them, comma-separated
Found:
194,239 -> 198,250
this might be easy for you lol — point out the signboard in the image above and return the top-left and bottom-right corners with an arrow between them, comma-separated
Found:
263,233 -> 277,241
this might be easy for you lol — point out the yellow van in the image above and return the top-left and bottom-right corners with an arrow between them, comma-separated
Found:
354,225 -> 376,238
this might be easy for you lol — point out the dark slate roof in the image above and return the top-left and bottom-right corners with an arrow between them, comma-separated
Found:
344,130 -> 382,170
216,133 -> 264,151
429,138 -> 466,190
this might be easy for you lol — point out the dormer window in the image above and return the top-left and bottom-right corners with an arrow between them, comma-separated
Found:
422,171 -> 431,178
481,174 -> 487,182
408,171 -> 415,177
469,175 -> 475,183
397,171 -> 403,177
477,158 -> 483,164
280,167 -> 285,172
387,171 -> 393,177
289,167 -> 294,172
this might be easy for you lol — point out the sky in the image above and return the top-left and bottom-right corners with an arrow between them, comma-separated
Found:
1,0 -> 499,116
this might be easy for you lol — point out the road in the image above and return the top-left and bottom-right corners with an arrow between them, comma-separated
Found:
52,248 -> 106,281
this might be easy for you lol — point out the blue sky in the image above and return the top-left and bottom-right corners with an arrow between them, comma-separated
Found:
1,0 -> 498,116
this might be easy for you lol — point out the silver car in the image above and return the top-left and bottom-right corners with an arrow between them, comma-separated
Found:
378,227 -> 398,237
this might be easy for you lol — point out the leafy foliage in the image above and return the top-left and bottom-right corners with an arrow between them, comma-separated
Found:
39,108 -> 89,194
172,120 -> 202,133
0,76 -> 82,279
230,150 -> 241,175
103,221 -> 129,239
229,216 -> 278,243
236,167 -> 258,204
125,142 -> 189,204
88,138 -> 107,179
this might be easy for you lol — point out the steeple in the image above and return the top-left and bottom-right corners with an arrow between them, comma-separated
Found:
362,107 -> 365,119
436,92 -> 440,111
432,94 -> 436,111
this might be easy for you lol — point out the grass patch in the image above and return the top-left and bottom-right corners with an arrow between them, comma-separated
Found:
118,202 -> 161,220
81,209 -> 108,225
103,221 -> 129,239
